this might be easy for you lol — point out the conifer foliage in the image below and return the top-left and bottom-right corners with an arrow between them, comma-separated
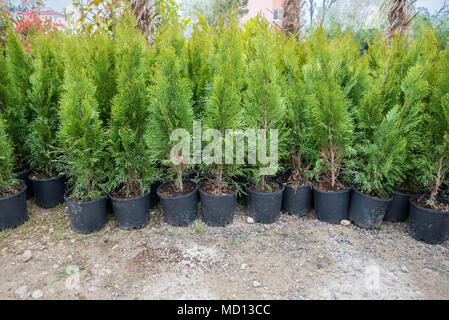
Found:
25,33 -> 64,178
303,28 -> 353,190
108,14 -> 153,197
202,17 -> 245,190
243,17 -> 285,191
147,23 -> 193,192
0,116 -> 18,196
58,37 -> 109,201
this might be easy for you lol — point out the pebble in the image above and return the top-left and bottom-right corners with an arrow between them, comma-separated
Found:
253,281 -> 261,288
340,220 -> 351,226
88,286 -> 98,292
241,264 -> 248,270
247,217 -> 255,224
15,285 -> 28,298
32,290 -> 43,299
22,250 -> 32,263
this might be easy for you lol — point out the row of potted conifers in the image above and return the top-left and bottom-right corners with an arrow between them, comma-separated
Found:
1,171 -> 448,245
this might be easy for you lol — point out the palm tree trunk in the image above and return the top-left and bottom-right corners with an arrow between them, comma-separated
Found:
387,0 -> 412,41
281,0 -> 303,41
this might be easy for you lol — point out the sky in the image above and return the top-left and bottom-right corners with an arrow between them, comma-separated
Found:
37,0 -> 449,14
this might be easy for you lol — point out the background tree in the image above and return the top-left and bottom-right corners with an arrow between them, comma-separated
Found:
25,32 -> 64,178
108,13 -> 153,197
58,36 -> 109,201
386,0 -> 413,40
282,0 -> 304,41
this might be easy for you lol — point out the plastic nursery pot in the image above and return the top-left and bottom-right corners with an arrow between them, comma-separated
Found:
348,188 -> 393,229
246,181 -> 285,224
313,184 -> 351,224
199,182 -> 237,227
384,191 -> 418,223
64,190 -> 108,235
157,180 -> 199,227
0,182 -> 28,231
282,183 -> 313,217
29,174 -> 66,209
408,196 -> 449,245
149,181 -> 162,209
109,189 -> 151,230
16,168 -> 34,199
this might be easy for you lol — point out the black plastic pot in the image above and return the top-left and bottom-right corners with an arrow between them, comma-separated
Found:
349,188 -> 393,229
313,185 -> 351,224
150,181 -> 162,209
199,183 -> 237,227
408,196 -> 449,245
384,191 -> 417,223
0,182 -> 28,231
64,190 -> 108,234
246,181 -> 285,224
282,183 -> 313,217
29,174 -> 66,209
109,190 -> 151,230
157,180 -> 199,227
16,168 -> 33,199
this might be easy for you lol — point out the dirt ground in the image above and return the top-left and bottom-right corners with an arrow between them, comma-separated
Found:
1,198 -> 448,300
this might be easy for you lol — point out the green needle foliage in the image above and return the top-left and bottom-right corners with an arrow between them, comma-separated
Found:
278,36 -> 312,184
86,33 -> 117,125
108,14 -> 153,197
25,33 -> 64,178
4,27 -> 32,171
147,26 -> 193,192
304,27 -> 353,190
0,115 -> 18,195
58,36 -> 109,202
202,16 -> 245,189
243,17 -> 285,191
415,46 -> 449,205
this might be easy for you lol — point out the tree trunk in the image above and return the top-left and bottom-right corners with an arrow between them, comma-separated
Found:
387,0 -> 412,41
130,0 -> 156,45
281,0 -> 303,41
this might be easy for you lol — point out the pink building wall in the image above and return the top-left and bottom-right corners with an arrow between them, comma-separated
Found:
240,0 -> 284,25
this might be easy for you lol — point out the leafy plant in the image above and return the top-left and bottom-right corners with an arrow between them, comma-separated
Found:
303,27 -> 353,190
147,24 -> 193,192
201,16 -> 245,190
0,115 -> 19,196
58,36 -> 109,202
243,17 -> 285,191
108,13 -> 153,197
25,32 -> 64,178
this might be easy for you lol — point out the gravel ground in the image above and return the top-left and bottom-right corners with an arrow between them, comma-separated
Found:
0,198 -> 448,300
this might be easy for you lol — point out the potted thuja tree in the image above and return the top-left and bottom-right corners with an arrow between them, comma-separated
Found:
278,36 -> 313,217
58,38 -> 109,234
26,33 -> 66,209
0,116 -> 28,231
108,14 -> 154,230
409,48 -> 449,244
3,27 -> 33,198
243,17 -> 285,225
149,40 -> 197,227
304,28 -> 353,224
199,18 -> 245,227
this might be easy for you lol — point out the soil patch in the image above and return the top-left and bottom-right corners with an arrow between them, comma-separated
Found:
248,181 -> 282,193
0,184 -> 23,198
278,172 -> 309,187
159,181 -> 196,197
414,196 -> 449,212
111,183 -> 146,199
314,176 -> 349,192
201,181 -> 236,196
